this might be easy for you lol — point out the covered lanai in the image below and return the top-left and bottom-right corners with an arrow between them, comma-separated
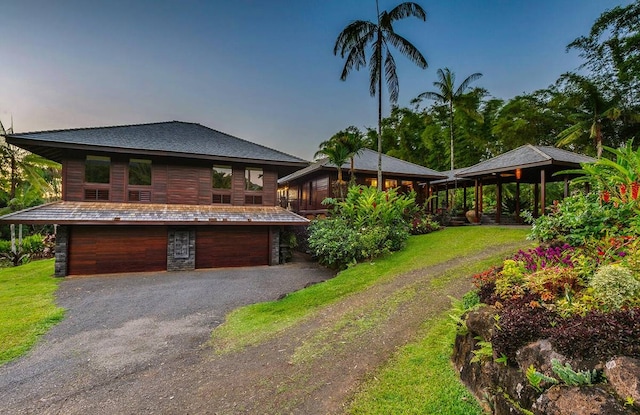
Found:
434,145 -> 595,224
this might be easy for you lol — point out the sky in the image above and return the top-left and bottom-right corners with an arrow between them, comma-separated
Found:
0,0 -> 633,161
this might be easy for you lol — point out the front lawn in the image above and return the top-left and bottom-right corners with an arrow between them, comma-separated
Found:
0,259 -> 64,365
211,226 -> 530,353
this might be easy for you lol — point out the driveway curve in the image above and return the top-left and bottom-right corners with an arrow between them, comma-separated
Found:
0,257 -> 334,414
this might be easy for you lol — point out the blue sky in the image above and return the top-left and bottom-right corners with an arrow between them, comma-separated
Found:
0,0 -> 632,160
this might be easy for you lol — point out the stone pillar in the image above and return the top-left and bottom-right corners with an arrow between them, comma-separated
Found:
270,226 -> 280,266
54,225 -> 69,277
167,227 -> 196,271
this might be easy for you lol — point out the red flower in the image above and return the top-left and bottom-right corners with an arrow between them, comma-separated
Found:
372,202 -> 377,208
602,190 -> 611,203
620,184 -> 627,195
632,182 -> 639,200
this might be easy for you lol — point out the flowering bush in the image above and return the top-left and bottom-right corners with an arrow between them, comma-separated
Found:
589,264 -> 640,311
308,186 -> 415,269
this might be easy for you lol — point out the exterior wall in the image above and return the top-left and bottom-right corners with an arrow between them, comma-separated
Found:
54,225 -> 69,277
279,171 -> 424,217
167,227 -> 196,271
62,156 -> 279,207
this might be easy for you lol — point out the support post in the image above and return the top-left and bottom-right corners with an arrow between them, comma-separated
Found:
515,182 -> 521,224
496,176 -> 502,224
534,183 -> 539,218
541,169 -> 547,216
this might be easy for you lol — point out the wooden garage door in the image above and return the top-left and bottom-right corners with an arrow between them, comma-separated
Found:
196,226 -> 269,268
68,226 -> 167,275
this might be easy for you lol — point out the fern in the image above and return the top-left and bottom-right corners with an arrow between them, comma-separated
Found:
470,337 -> 493,363
526,364 -> 558,392
550,359 -> 599,386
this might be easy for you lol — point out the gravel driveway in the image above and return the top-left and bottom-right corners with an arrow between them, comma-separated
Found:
0,257 -> 334,414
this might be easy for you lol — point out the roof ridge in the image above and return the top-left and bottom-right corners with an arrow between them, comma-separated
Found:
528,144 -> 552,160
8,121 -> 186,137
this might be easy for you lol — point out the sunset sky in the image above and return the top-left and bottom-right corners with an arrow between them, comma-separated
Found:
0,0 -> 632,160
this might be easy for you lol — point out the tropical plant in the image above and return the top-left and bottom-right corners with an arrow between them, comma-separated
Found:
416,67 -> 483,170
307,185 -> 416,268
555,73 -> 627,158
0,119 -> 61,208
314,140 -> 351,199
334,1 -> 428,190
317,126 -> 367,185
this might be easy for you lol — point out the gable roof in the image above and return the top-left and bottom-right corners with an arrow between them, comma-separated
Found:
4,121 -> 307,167
456,145 -> 595,178
279,148 -> 445,183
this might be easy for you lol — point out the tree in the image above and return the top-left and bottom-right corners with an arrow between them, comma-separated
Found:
567,1 -> 640,102
0,119 -> 61,209
321,126 -> 367,184
555,73 -> 626,158
334,1 -> 428,190
416,67 -> 482,170
314,140 -> 351,199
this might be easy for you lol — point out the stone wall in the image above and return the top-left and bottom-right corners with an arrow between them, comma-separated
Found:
167,227 -> 196,271
270,226 -> 280,266
453,306 -> 640,415
54,225 -> 68,277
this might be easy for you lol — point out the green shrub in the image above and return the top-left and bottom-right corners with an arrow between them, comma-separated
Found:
590,264 -> 640,310
307,186 -> 414,269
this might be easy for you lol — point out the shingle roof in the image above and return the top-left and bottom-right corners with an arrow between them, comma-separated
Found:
5,121 -> 307,166
0,201 -> 309,225
430,168 -> 473,186
279,148 -> 445,183
457,145 -> 595,178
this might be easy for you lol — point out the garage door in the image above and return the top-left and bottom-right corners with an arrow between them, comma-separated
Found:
196,226 -> 269,268
68,226 -> 168,275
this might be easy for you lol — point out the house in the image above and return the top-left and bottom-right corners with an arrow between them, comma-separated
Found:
277,148 -> 445,217
0,121 -> 309,276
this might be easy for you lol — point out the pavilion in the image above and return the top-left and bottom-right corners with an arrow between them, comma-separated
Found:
432,144 -> 595,224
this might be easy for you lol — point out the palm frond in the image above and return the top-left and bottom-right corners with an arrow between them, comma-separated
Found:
385,31 -> 427,68
369,40 -> 383,97
384,50 -> 399,103
557,123 -> 587,147
333,20 -> 376,57
387,2 -> 427,22
455,72 -> 483,96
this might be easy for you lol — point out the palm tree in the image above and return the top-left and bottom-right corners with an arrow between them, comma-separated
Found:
320,127 -> 367,184
556,73 -> 629,158
314,141 -> 351,199
416,67 -> 482,170
334,1 -> 427,191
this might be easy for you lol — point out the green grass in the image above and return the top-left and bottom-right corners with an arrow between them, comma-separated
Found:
346,252 -> 515,414
346,311 -> 484,415
0,259 -> 64,365
210,226 -> 530,353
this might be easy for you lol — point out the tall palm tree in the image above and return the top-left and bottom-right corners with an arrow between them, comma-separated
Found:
556,72 -> 630,158
416,67 -> 482,170
334,1 -> 428,191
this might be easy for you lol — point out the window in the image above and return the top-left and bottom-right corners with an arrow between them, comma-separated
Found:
129,159 -> 152,186
365,178 -> 377,188
245,168 -> 263,191
212,194 -> 231,204
212,165 -> 232,189
384,179 -> 398,189
245,195 -> 263,205
85,156 -> 110,184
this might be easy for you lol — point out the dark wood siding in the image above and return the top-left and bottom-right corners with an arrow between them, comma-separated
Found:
62,156 -> 280,208
111,161 -> 126,202
167,166 -> 199,204
262,170 -> 277,206
151,164 -> 168,203
68,226 -> 167,275
63,159 -> 85,201
195,226 -> 269,268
